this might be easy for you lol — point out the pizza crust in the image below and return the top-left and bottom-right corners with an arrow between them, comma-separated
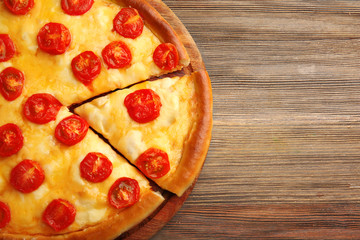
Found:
154,70 -> 212,196
120,0 -> 190,68
146,0 -> 206,72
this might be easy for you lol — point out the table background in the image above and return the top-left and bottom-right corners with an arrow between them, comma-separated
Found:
153,1 -> 360,239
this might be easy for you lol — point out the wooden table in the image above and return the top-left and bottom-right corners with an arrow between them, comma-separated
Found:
153,1 -> 360,239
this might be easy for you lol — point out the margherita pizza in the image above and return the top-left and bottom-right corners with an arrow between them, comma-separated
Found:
0,0 -> 212,239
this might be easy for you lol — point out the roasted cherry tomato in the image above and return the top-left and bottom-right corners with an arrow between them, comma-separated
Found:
113,8 -> 144,39
37,22 -> 71,55
0,34 -> 16,62
0,123 -> 23,157
55,115 -> 89,146
102,41 -> 132,69
43,199 -> 76,232
10,159 -> 45,193
4,0 -> 34,15
135,148 -> 170,179
71,51 -> 101,86
0,201 -> 10,228
80,152 -> 113,183
23,93 -> 62,124
61,0 -> 94,16
124,89 -> 162,123
0,67 -> 24,101
108,177 -> 140,209
153,43 -> 179,71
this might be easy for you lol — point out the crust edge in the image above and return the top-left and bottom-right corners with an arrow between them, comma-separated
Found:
119,0 -> 190,67
158,70 -> 213,197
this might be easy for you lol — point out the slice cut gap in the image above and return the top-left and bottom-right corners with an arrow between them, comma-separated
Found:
68,68 -> 187,111
83,125 -> 163,194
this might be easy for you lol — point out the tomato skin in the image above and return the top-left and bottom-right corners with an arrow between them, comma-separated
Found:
80,152 -> 113,183
0,34 -> 16,62
136,148 -> 170,179
37,23 -> 71,55
153,43 -> 179,71
0,201 -> 10,228
23,93 -> 62,124
0,123 -> 23,158
0,67 -> 24,101
10,159 -> 45,193
113,8 -> 144,39
42,199 -> 76,232
71,51 -> 101,86
102,41 -> 132,69
61,0 -> 94,16
55,115 -> 89,146
124,89 -> 162,123
4,0 -> 34,15
108,177 -> 140,209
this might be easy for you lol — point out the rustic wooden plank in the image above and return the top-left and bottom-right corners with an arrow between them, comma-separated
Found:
156,204 -> 360,239
154,0 -> 360,239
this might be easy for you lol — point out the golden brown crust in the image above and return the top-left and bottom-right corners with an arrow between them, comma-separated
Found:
147,0 -> 206,71
155,70 -> 213,196
0,190 -> 164,240
119,0 -> 190,67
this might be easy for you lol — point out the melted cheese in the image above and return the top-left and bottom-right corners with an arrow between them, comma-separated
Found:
0,0 -> 162,106
75,75 -> 196,184
0,100 -> 160,234
121,130 -> 147,160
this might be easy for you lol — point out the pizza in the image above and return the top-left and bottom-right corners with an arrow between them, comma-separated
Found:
0,0 -> 212,239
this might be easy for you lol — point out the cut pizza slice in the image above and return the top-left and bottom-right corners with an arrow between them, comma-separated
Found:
0,0 -> 189,105
0,94 -> 164,239
75,70 -> 212,196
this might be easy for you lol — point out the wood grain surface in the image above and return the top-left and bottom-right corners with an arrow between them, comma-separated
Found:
152,0 -> 360,239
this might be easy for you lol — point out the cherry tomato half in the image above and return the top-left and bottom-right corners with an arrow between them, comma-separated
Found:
4,0 -> 34,15
10,159 -> 45,193
71,51 -> 101,86
135,148 -> 170,179
102,41 -> 132,69
61,0 -> 94,16
42,199 -> 76,231
80,152 -> 113,183
55,115 -> 89,146
0,67 -> 24,101
108,177 -> 140,209
0,201 -> 10,228
124,89 -> 162,123
23,93 -> 62,124
153,43 -> 179,71
0,123 -> 23,157
113,8 -> 144,39
0,34 -> 16,62
37,22 -> 71,55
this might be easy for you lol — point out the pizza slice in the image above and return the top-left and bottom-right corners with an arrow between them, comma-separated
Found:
75,70 -> 212,196
0,93 -> 164,239
0,0 -> 189,106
